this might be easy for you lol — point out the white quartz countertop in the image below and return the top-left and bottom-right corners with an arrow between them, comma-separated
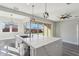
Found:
16,34 -> 61,48
30,38 -> 61,48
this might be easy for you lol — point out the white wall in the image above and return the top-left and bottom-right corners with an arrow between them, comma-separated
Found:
55,19 -> 79,45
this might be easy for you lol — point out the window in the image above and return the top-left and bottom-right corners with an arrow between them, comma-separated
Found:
0,21 -> 18,32
0,21 -> 6,32
3,24 -> 10,32
12,24 -> 18,32
24,22 -> 51,37
24,22 -> 43,34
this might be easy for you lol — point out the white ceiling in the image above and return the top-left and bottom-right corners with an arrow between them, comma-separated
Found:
0,3 -> 79,21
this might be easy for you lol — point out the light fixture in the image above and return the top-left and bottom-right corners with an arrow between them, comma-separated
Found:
29,4 -> 35,38
66,3 -> 71,5
60,13 -> 72,21
60,18 -> 64,22
31,4 -> 35,22
43,3 -> 49,19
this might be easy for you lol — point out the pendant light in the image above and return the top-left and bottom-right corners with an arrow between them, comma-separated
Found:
43,3 -> 49,19
29,4 -> 35,38
31,4 -> 35,22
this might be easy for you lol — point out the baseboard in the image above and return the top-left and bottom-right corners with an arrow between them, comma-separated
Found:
63,40 -> 78,46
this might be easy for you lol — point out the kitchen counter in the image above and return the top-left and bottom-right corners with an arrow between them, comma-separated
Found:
16,34 -> 61,48
15,34 -> 62,56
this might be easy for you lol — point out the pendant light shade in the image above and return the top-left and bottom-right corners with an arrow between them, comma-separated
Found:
43,3 -> 49,19
43,11 -> 49,18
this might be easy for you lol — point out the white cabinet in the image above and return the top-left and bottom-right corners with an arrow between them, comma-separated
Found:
30,39 -> 62,56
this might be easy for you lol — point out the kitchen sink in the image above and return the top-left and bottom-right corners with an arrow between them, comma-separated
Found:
20,36 -> 30,38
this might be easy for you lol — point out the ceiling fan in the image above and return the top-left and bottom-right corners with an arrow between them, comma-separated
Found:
59,13 -> 72,21
59,13 -> 79,21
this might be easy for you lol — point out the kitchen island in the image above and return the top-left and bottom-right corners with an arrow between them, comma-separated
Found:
15,34 -> 62,56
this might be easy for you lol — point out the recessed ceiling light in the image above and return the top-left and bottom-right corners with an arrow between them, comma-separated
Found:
66,3 -> 71,5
